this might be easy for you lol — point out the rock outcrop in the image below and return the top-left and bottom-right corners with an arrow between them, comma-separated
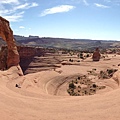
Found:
92,48 -> 101,61
0,16 -> 20,68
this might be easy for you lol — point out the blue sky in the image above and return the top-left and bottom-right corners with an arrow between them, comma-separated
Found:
0,0 -> 120,40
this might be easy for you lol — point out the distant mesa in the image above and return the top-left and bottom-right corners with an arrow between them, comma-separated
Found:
29,35 -> 39,39
13,35 -> 120,51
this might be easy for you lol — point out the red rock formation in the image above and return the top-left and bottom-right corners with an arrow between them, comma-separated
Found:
0,16 -> 19,68
92,48 -> 101,61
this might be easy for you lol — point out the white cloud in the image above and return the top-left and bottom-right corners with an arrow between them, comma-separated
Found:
0,8 -> 10,15
31,2 -> 38,7
14,3 -> 29,10
0,0 -> 19,4
14,2 -> 38,10
19,26 -> 25,29
0,1 -> 38,22
40,5 -> 75,16
94,3 -> 110,8
83,0 -> 89,6
3,11 -> 24,22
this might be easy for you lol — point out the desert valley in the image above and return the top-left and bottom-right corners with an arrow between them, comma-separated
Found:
1,16 -> 120,120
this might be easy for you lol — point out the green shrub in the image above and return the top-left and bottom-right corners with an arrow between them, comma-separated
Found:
69,83 -> 76,89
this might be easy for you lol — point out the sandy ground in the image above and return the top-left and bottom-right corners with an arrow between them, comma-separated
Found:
1,54 -> 120,120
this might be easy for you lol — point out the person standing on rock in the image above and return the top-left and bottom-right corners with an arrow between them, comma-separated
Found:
92,48 -> 101,61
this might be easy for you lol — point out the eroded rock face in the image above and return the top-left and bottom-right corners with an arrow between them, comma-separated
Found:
92,48 -> 101,61
0,16 -> 19,68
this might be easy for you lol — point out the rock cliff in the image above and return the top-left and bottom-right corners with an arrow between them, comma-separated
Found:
0,16 -> 20,68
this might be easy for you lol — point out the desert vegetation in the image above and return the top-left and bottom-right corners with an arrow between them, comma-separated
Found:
67,75 -> 106,96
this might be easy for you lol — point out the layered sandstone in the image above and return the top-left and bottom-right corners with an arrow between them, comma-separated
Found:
0,16 -> 19,68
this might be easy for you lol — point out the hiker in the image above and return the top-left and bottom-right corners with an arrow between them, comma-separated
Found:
92,48 -> 101,61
